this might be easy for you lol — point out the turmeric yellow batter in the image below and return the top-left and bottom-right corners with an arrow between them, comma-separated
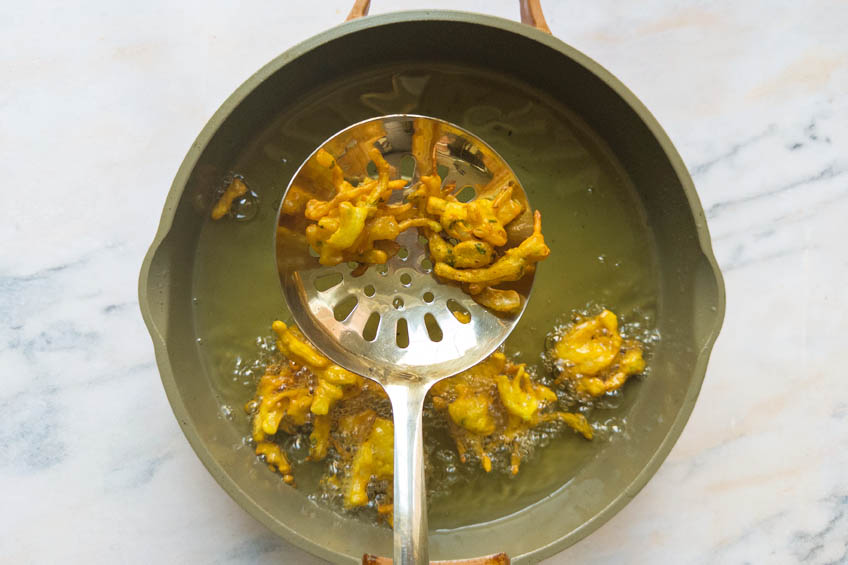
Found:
549,309 -> 646,397
245,307 -> 647,524
281,122 -> 550,314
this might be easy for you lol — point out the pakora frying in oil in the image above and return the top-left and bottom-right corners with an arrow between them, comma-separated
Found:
245,308 -> 647,524
549,309 -> 647,397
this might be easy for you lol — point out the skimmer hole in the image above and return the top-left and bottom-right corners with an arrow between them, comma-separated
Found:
377,263 -> 389,276
396,319 -> 409,348
398,247 -> 409,260
424,313 -> 443,342
347,261 -> 358,270
364,284 -> 376,297
418,234 -> 429,246
366,160 -> 378,178
399,154 -> 416,180
420,258 -> 433,273
333,295 -> 358,322
393,297 -> 405,310
447,299 -> 471,324
437,164 -> 449,180
400,273 -> 413,286
314,272 -> 343,291
423,291 -> 435,303
456,185 -> 476,202
363,312 -> 380,341
308,246 -> 320,258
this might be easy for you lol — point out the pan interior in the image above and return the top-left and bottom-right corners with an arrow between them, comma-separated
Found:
190,62 -> 659,531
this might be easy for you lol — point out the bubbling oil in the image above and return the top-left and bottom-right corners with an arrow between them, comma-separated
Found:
229,303 -> 658,525
192,63 -> 660,529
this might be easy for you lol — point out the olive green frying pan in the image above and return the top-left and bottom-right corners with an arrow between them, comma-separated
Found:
138,2 -> 725,563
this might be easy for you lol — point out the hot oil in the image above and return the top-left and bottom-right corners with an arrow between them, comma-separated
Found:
191,63 -> 660,530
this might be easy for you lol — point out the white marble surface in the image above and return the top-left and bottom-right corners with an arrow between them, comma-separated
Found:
2,1 -> 847,563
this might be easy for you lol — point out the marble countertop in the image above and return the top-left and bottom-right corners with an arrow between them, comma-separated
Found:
3,1 -> 846,563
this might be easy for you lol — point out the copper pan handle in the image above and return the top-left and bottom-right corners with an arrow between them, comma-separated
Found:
346,0 -> 551,33
362,552 -> 510,565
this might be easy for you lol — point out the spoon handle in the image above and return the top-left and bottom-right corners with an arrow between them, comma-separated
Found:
385,383 -> 430,565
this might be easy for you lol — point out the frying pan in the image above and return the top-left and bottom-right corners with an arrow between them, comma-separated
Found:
139,2 -> 725,563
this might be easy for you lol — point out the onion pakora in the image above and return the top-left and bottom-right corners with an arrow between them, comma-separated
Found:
210,177 -> 248,220
245,308 -> 647,523
281,120 -> 550,314
430,352 -> 591,475
549,309 -> 646,397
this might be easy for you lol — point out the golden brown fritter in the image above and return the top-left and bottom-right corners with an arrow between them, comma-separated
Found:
430,353 -> 591,475
550,309 -> 646,397
246,309 -> 646,522
282,123 -> 549,313
210,177 -> 247,220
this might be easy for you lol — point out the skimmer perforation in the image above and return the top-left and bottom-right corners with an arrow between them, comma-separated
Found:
276,114 -> 534,383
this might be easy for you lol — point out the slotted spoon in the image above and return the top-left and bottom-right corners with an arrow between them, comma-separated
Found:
275,115 -> 538,565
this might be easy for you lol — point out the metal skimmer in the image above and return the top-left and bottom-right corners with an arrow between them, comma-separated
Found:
275,115 -> 537,565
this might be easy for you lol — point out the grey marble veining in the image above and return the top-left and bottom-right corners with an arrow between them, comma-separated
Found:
2,1 -> 847,563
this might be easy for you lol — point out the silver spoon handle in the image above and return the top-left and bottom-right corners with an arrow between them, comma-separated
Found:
385,383 -> 430,565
